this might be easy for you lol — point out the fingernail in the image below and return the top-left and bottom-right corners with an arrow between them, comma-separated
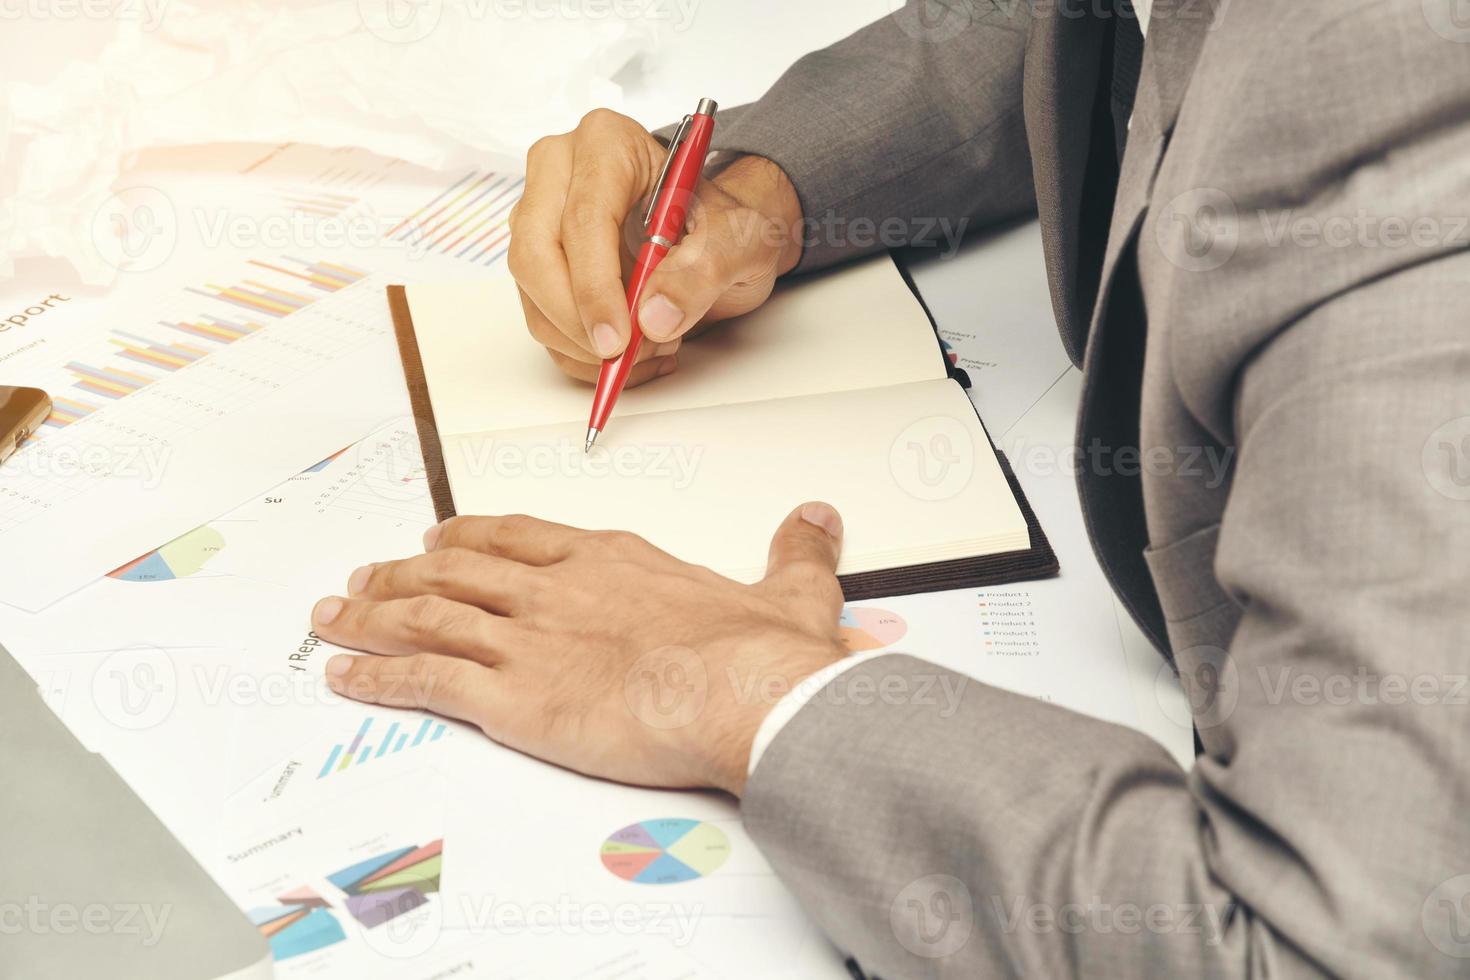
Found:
639,295 -> 684,340
652,340 -> 680,357
591,322 -> 621,357
326,654 -> 353,677
799,502 -> 843,538
657,356 -> 678,377
347,565 -> 373,595
313,596 -> 344,626
423,523 -> 442,551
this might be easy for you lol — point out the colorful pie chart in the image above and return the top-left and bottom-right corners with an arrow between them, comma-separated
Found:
838,606 -> 908,652
108,525 -> 225,582
601,819 -> 730,885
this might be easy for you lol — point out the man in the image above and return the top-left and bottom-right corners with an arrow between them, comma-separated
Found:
311,1 -> 1470,975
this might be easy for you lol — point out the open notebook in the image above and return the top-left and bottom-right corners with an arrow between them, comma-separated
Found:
388,255 -> 1057,599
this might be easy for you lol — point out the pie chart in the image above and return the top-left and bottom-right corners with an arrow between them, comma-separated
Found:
108,525 -> 225,582
839,606 -> 907,652
600,819 -> 730,885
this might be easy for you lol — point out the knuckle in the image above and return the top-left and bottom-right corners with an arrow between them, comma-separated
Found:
522,310 -> 548,342
578,107 -> 623,133
546,350 -> 585,378
525,134 -> 561,167
595,529 -> 642,553
423,548 -> 467,588
409,652 -> 458,691
506,236 -> 553,282
435,515 -> 470,547
505,241 -> 531,282
556,349 -> 599,374
811,576 -> 845,609
337,660 -> 381,701
776,561 -> 834,594
497,513 -> 538,539
526,315 -> 565,349
364,563 -> 392,593
660,241 -> 724,290
388,654 -> 443,708
690,238 -> 735,283
520,568 -> 555,605
446,547 -> 485,583
561,200 -> 608,238
402,594 -> 450,636
571,280 -> 612,314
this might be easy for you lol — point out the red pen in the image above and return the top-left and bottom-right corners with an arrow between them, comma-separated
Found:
585,97 -> 717,452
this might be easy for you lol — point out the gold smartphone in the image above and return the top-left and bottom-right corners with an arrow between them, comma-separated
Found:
0,386 -> 52,466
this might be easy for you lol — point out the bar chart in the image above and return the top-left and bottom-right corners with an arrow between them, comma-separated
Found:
161,315 -> 263,345
111,331 -> 209,372
280,189 -> 360,219
65,360 -> 154,400
0,144 -> 532,607
43,396 -> 98,429
242,142 -> 408,192
0,251 -> 389,552
387,170 -> 523,266
187,258 -> 369,318
317,715 -> 448,779
37,256 -> 375,433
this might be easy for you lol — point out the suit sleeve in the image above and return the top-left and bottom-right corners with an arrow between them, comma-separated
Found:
746,72 -> 1470,980
742,13 -> 1470,977
749,400 -> 1469,980
664,1 -> 1037,271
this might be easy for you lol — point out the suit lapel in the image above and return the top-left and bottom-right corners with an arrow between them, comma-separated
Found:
1073,0 -> 1218,655
1138,0 -> 1219,135
1089,0 -> 1218,333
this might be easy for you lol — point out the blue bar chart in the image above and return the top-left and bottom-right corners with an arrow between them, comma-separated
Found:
317,716 -> 447,779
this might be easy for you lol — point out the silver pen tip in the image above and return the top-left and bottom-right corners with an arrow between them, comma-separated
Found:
584,428 -> 599,454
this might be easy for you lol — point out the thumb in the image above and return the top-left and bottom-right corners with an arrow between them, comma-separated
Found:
636,198 -> 782,342
763,502 -> 845,628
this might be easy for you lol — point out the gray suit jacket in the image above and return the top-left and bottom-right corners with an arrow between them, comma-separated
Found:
705,1 -> 1470,976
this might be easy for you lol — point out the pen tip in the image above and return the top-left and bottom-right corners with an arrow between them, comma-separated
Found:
584,428 -> 598,454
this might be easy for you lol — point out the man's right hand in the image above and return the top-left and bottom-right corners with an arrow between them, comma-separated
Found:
507,109 -> 805,386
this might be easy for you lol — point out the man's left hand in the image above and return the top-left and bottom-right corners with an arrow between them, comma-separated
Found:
311,503 -> 849,796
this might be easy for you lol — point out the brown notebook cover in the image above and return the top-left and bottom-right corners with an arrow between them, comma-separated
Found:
386,280 -> 1059,602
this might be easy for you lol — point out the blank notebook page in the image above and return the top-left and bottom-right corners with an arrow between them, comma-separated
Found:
404,257 -> 1030,582
411,258 -> 951,433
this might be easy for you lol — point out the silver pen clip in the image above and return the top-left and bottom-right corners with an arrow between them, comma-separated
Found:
643,114 -> 692,230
